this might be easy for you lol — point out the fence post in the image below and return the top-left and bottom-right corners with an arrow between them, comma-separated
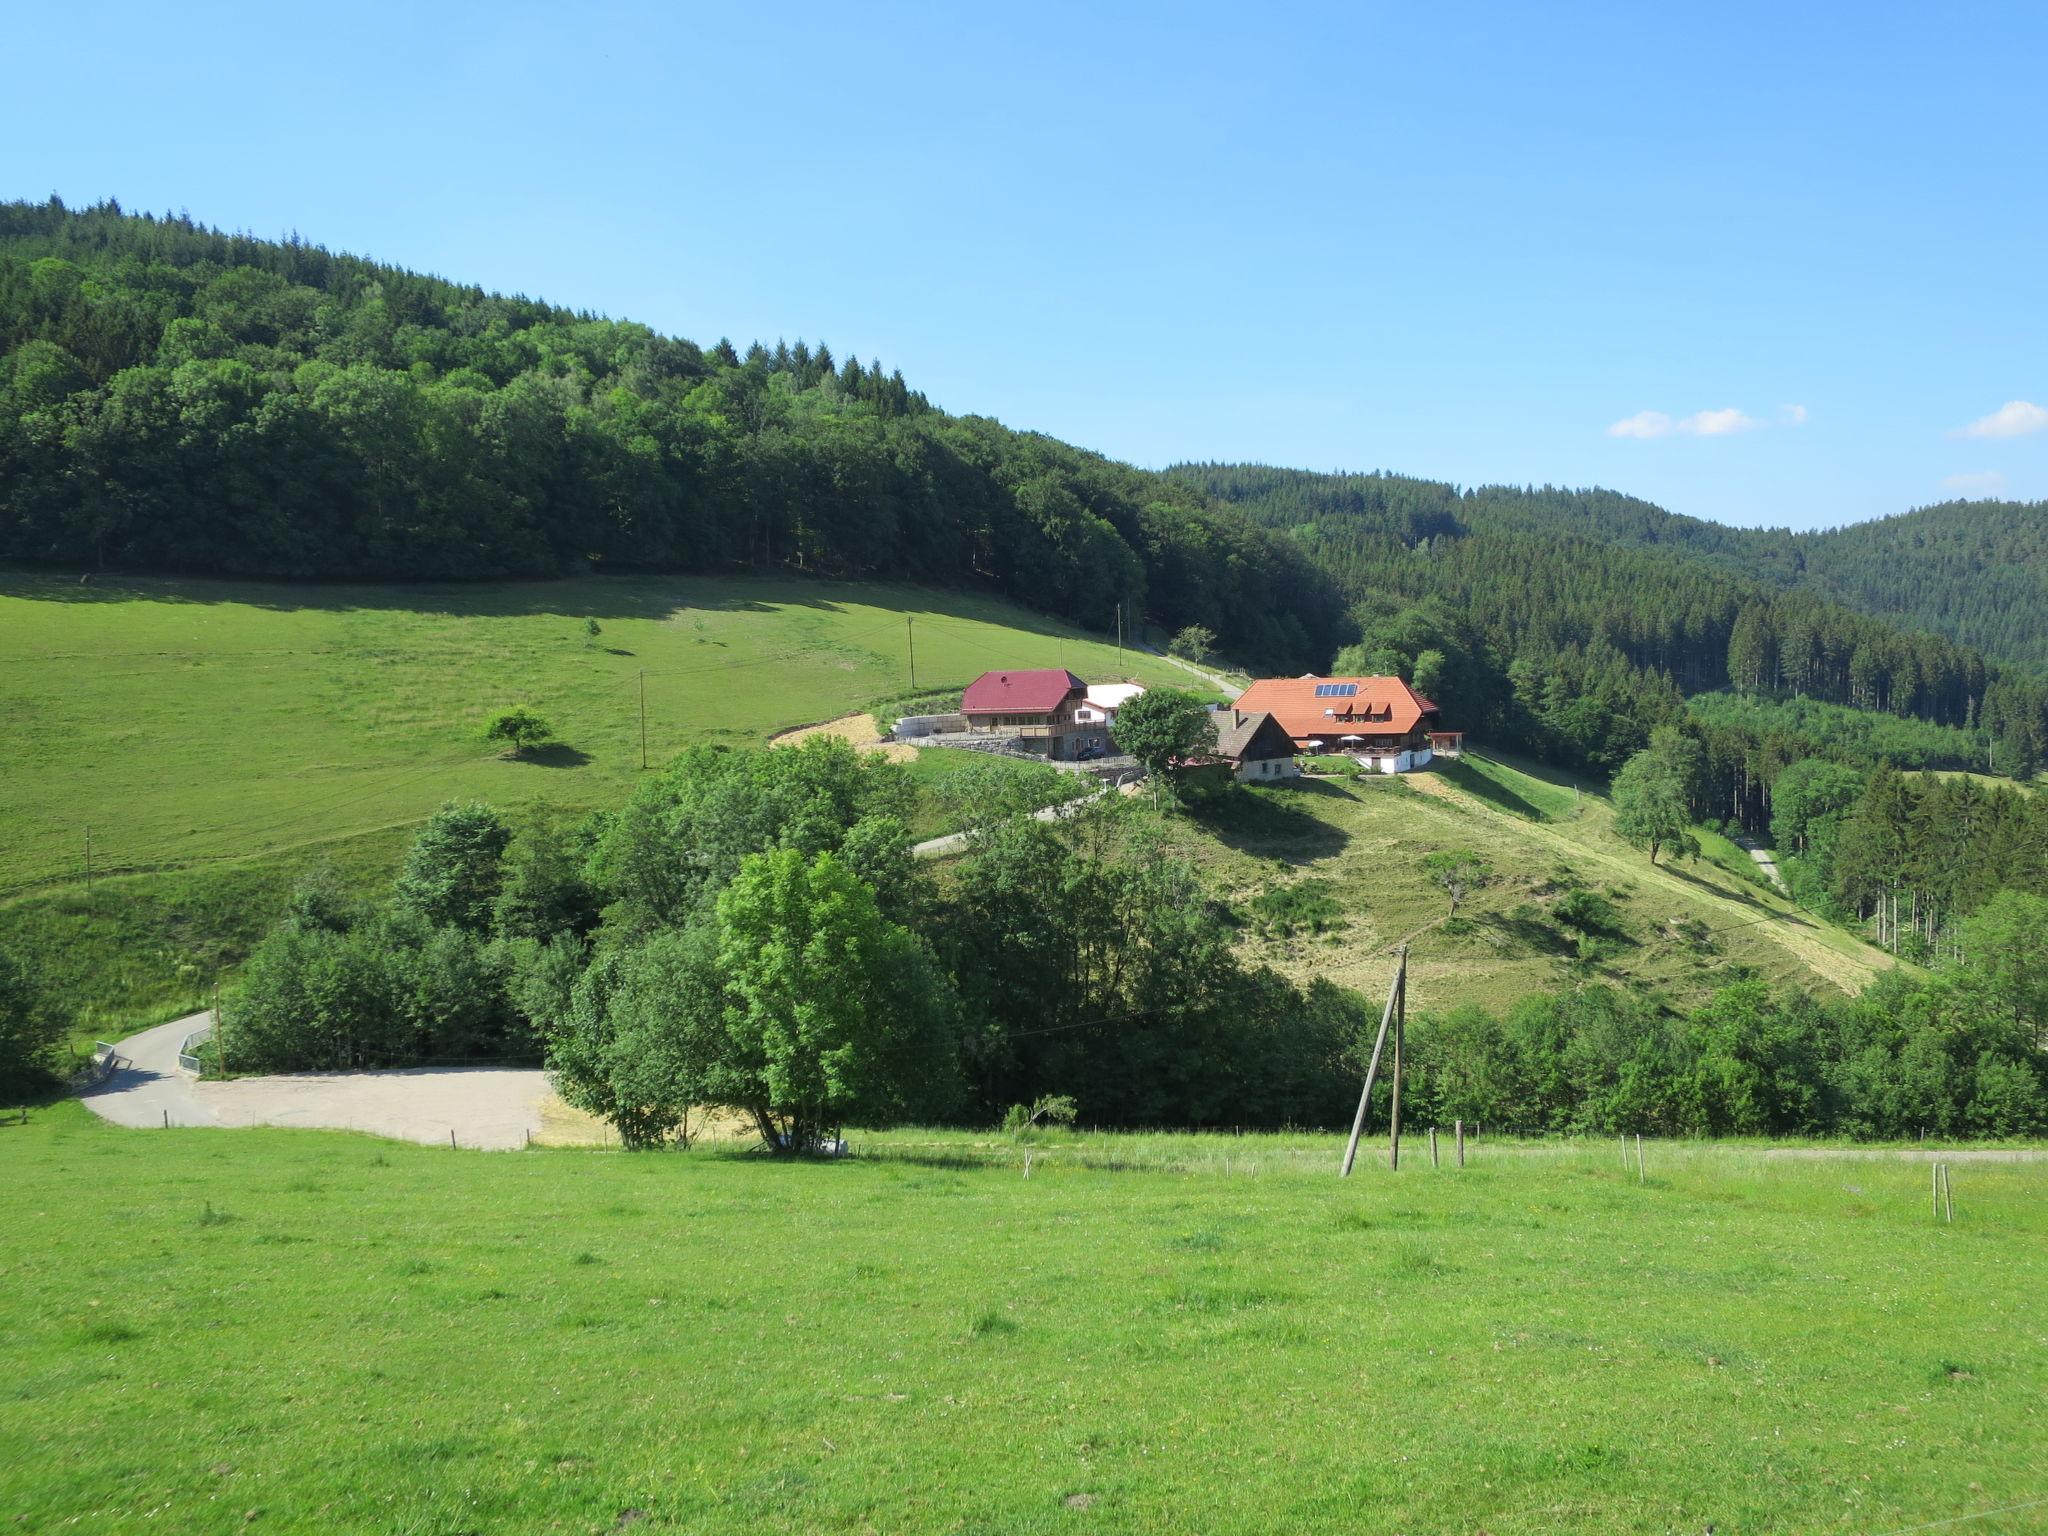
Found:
1429,1126 -> 1439,1168
1455,1118 -> 1465,1168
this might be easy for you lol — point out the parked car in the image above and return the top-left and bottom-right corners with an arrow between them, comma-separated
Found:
1076,743 -> 1107,761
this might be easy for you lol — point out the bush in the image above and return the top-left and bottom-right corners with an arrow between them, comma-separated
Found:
0,947 -> 66,1088
1249,880 -> 1346,938
485,707 -> 554,757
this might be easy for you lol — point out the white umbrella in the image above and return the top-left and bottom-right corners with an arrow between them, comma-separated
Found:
1305,738 -> 1325,750
1340,734 -> 1364,743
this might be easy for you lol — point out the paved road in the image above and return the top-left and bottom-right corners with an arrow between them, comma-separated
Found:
1732,834 -> 1788,893
912,786 -> 1113,859
81,1011 -> 552,1149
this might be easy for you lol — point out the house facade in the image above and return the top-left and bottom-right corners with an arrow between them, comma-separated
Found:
1231,675 -> 1445,773
1208,709 -> 1299,781
959,669 -> 1091,760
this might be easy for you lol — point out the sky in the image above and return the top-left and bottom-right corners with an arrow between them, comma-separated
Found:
5,1 -> 2045,532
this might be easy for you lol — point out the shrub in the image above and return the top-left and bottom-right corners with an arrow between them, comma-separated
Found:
485,706 -> 554,757
1249,880 -> 1346,938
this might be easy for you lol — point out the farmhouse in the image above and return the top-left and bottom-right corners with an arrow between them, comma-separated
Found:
1232,675 -> 1448,773
959,668 -> 1092,760
1074,681 -> 1144,726
1207,709 -> 1299,781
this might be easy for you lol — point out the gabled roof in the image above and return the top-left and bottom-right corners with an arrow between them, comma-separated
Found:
1232,676 -> 1439,741
1209,709 -> 1296,762
961,669 -> 1086,715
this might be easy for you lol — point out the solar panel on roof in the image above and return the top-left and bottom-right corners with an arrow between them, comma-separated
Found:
1312,682 -> 1358,698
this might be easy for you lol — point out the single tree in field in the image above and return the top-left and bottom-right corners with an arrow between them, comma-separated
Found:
1610,745 -> 1700,866
1168,624 -> 1217,667
485,706 -> 554,758
1114,686 -> 1215,781
393,801 -> 511,933
1421,849 -> 1491,916
583,617 -> 602,645
715,848 -> 958,1151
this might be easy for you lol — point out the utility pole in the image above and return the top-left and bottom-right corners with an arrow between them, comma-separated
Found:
638,670 -> 648,771
1389,956 -> 1406,1170
1340,945 -> 1407,1176
907,616 -> 917,690
1116,603 -> 1124,669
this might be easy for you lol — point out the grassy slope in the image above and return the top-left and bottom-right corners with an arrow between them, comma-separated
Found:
1170,750 -> 1893,1014
0,568 -> 1209,891
0,571 -> 1209,1032
1,571 -> 1894,1033
1,1106 -> 2042,1534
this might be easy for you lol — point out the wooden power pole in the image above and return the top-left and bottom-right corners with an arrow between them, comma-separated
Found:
1340,944 -> 1407,1176
907,616 -> 917,689
1389,958 -> 1406,1169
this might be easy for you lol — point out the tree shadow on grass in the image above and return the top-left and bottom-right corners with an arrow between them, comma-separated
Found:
1434,759 -> 1549,821
1184,780 -> 1350,862
1485,908 -> 1575,959
1662,861 -> 1808,922
510,744 -> 592,769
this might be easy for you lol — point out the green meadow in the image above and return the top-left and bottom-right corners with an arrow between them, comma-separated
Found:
0,568 -> 1896,1038
2,1105 -> 2042,1534
0,569 -> 1204,892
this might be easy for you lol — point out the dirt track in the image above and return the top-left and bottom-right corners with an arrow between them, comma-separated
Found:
768,712 -> 916,761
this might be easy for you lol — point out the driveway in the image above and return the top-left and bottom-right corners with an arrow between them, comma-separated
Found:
913,785 -> 1113,859
81,1012 -> 553,1150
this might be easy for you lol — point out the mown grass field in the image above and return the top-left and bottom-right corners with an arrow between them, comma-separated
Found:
0,570 -> 1202,1033
1176,751 -> 1893,1014
0,568 -> 1207,891
2,1105 -> 2042,1534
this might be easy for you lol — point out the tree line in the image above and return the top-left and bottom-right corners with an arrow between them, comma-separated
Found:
1405,958 -> 2046,1139
0,199 -> 1343,673
211,740 -> 1372,1143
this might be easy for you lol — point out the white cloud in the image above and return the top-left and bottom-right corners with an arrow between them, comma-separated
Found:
1781,403 -> 1808,426
1608,410 -> 1674,439
1608,405 -> 1767,440
1941,469 -> 2007,496
1955,400 -> 2048,439
1681,407 -> 1759,436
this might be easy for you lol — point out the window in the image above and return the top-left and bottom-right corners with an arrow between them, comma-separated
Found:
1312,682 -> 1358,698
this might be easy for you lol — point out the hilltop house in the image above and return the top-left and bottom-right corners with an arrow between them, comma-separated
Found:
1232,675 -> 1447,773
1207,709 -> 1299,781
959,669 -> 1090,760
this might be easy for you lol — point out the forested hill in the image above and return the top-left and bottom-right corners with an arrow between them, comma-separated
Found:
1170,462 -> 2048,787
3,200 -> 2042,778
0,199 -> 1344,671
1171,462 -> 2046,670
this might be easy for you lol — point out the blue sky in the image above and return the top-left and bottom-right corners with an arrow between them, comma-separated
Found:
6,1 -> 2045,530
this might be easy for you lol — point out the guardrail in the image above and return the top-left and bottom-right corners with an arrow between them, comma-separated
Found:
176,1027 -> 213,1076
68,1041 -> 123,1093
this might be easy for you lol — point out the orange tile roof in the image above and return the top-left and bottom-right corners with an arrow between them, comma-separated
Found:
1232,676 -> 1439,742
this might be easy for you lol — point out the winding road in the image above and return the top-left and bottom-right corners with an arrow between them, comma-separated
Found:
80,1012 -> 554,1149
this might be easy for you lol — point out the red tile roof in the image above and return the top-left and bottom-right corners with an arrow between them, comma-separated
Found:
961,669 -> 1086,715
1231,676 -> 1439,742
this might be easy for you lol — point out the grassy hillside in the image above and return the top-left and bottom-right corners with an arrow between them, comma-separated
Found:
0,572 -> 1896,1037
0,568 -> 1210,893
2,1106 -> 2041,1534
1171,750 -> 1892,1014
